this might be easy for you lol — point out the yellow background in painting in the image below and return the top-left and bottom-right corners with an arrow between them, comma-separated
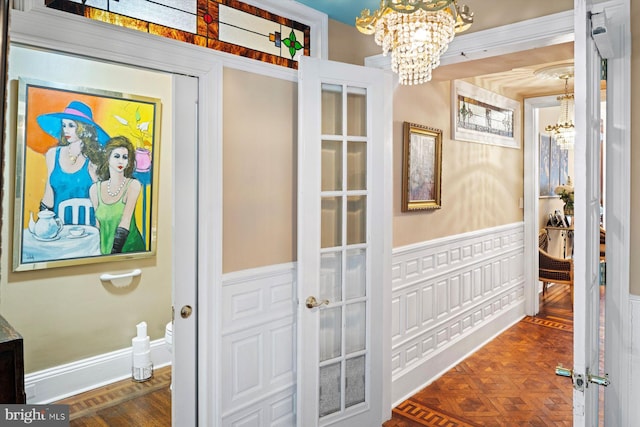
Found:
22,85 -> 156,248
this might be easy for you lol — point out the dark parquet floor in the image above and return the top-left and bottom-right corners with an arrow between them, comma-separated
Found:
383,283 -> 579,427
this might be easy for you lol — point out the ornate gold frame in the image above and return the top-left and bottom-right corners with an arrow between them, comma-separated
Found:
402,122 -> 442,211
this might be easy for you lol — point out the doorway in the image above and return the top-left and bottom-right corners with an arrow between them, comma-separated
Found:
3,6 -> 218,421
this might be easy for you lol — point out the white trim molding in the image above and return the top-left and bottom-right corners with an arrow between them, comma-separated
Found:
366,10 -> 573,70
390,223 -> 526,404
24,339 -> 170,404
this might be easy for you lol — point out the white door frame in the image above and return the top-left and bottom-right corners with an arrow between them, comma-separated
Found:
523,94 -> 562,316
10,3 -> 224,425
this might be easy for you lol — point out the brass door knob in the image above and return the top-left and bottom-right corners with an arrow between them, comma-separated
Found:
180,305 -> 193,319
305,296 -> 329,309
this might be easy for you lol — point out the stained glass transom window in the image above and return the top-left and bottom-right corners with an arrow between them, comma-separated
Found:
45,0 -> 311,69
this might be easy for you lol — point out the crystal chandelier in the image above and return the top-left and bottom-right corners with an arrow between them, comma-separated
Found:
545,76 -> 575,150
356,0 -> 473,85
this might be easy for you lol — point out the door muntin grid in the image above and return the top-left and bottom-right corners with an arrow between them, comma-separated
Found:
318,83 -> 370,420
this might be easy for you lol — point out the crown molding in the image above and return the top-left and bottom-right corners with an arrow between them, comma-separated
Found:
365,10 -> 574,70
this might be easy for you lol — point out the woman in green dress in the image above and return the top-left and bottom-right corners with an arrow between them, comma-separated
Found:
90,136 -> 145,254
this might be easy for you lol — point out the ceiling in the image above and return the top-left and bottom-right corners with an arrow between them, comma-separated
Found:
295,0 -> 575,99
296,0 -> 379,27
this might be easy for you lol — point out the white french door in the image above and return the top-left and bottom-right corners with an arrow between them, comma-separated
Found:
572,0 -> 606,424
297,56 -> 392,427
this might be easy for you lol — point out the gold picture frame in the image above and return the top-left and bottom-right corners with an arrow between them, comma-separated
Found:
402,122 -> 442,211
13,78 -> 162,271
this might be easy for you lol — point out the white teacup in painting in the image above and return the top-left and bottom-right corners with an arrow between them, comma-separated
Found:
68,226 -> 85,237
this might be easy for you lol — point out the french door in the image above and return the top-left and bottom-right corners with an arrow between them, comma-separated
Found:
297,56 -> 392,427
572,0 -> 606,424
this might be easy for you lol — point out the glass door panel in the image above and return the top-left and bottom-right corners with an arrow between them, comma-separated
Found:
347,196 -> 366,245
321,197 -> 342,248
347,140 -> 367,190
320,251 -> 343,303
319,362 -> 341,417
345,302 -> 366,354
322,140 -> 342,191
346,249 -> 367,299
347,87 -> 367,137
322,83 -> 343,135
319,307 -> 342,362
345,355 -> 366,408
318,82 -> 370,421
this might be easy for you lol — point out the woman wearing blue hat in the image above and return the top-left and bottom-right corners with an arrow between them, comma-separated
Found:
36,101 -> 109,225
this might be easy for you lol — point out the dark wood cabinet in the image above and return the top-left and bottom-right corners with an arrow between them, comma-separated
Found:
0,314 -> 25,403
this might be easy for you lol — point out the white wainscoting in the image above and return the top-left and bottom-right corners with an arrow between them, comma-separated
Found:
630,296 -> 640,424
390,223 -> 526,404
24,224 -> 526,424
220,263 -> 297,427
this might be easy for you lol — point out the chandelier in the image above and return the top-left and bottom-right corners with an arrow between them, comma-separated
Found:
356,0 -> 473,85
538,66 -> 575,150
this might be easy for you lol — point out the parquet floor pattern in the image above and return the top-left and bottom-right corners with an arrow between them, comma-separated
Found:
55,366 -> 171,426
384,284 -> 576,427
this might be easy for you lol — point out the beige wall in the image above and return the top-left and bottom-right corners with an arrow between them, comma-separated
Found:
327,19 -> 379,65
222,68 -> 297,273
460,0 -> 573,33
393,80 -> 524,247
0,46 -> 173,372
630,0 -> 640,295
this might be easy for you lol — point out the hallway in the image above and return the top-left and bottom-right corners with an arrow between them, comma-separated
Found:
383,284 -> 576,426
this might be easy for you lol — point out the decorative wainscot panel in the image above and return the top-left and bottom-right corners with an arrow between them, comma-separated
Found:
221,264 -> 297,427
389,223 -> 526,403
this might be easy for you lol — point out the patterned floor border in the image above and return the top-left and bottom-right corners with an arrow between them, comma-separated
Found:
521,315 -> 573,332
393,400 -> 478,427
56,366 -> 172,420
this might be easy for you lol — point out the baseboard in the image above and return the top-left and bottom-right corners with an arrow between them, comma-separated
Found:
392,299 -> 526,406
25,338 -> 171,404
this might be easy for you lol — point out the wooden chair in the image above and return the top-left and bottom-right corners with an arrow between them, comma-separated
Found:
539,229 -> 574,303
